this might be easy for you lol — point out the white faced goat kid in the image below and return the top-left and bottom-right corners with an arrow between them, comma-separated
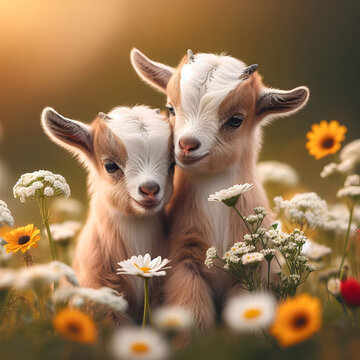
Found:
41,106 -> 174,321
131,49 -> 310,331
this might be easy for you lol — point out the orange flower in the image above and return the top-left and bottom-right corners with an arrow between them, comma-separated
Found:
53,308 -> 97,344
306,120 -> 347,159
3,224 -> 40,254
270,294 -> 322,347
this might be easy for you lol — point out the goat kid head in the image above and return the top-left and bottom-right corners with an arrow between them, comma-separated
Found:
131,49 -> 310,174
41,106 -> 174,216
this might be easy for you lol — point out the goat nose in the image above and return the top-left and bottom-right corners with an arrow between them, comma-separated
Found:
179,137 -> 201,154
139,181 -> 160,197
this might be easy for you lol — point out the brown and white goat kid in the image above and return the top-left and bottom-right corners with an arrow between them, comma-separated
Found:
41,106 -> 174,320
131,49 -> 310,331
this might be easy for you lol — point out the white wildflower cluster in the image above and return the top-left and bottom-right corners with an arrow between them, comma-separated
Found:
13,170 -> 71,203
0,200 -> 14,227
320,203 -> 358,235
337,174 -> 360,204
48,221 -> 82,243
0,261 -> 78,291
261,248 -> 276,262
222,243 -> 256,264
0,238 -> 12,263
204,246 -> 218,268
274,192 -> 327,230
208,183 -> 253,207
54,286 -> 128,313
271,229 -> 315,298
257,161 -> 299,188
321,139 -> 360,177
241,252 -> 264,265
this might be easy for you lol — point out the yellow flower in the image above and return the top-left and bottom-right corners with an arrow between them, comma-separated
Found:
306,120 -> 347,159
270,294 -> 322,347
53,308 -> 97,344
3,224 -> 40,254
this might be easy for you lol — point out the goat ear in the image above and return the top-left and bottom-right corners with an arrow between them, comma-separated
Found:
256,86 -> 310,121
130,48 -> 174,94
41,107 -> 93,156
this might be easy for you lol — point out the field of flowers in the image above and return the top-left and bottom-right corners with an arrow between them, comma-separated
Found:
1,119 -> 360,360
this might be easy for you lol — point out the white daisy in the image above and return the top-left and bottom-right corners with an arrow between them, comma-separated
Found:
301,239 -> 332,261
13,170 -> 70,203
0,200 -> 14,227
208,183 -> 253,207
54,286 -> 128,313
223,293 -> 276,332
153,305 -> 193,332
110,327 -> 169,360
241,252 -> 264,265
117,254 -> 171,278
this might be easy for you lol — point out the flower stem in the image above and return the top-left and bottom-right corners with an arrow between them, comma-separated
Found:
37,198 -> 57,261
36,291 -> 45,321
267,261 -> 271,290
232,206 -> 252,234
142,278 -> 152,328
339,205 -> 354,279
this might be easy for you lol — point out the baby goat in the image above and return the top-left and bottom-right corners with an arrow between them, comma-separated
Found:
131,49 -> 310,331
41,106 -> 174,320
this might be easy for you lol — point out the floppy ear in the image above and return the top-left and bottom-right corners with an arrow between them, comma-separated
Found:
256,86 -> 310,122
130,48 -> 174,93
41,107 -> 93,157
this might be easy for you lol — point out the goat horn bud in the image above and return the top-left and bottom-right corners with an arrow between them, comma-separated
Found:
240,64 -> 258,79
187,49 -> 195,64
98,112 -> 110,120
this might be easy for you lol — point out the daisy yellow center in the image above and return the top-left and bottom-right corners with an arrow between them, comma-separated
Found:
131,342 -> 150,354
243,308 -> 262,319
18,235 -> 30,245
322,137 -> 335,149
163,316 -> 181,327
134,263 -> 151,273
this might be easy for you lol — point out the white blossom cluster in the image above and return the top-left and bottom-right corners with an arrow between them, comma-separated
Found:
0,200 -> 14,227
222,242 -> 257,265
13,170 -> 70,203
274,192 -> 327,230
321,139 -> 360,177
257,161 -> 299,187
241,252 -> 264,265
320,203 -> 356,235
53,286 -> 128,313
337,174 -> 360,203
204,246 -> 218,268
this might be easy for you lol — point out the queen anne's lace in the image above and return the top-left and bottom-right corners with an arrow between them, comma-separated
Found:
13,170 -> 70,203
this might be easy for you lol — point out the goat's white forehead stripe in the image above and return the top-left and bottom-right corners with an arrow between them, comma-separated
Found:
180,53 -> 248,119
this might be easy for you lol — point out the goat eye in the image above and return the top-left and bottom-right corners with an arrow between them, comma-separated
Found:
166,104 -> 175,116
227,115 -> 243,128
104,161 -> 119,173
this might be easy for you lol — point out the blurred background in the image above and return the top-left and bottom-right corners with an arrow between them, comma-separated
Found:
0,0 -> 359,226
